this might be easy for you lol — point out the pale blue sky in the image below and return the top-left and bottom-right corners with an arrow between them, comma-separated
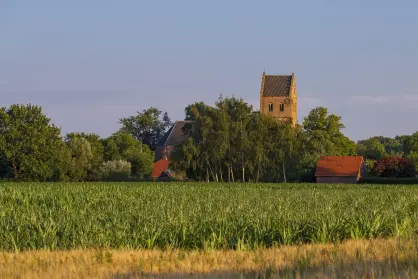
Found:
1,0 -> 418,141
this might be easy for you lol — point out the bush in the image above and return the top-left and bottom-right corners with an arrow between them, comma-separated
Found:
358,177 -> 418,184
98,160 -> 132,181
372,157 -> 416,177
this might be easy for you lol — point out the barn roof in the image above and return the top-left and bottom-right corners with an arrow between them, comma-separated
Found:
261,74 -> 293,97
315,156 -> 364,177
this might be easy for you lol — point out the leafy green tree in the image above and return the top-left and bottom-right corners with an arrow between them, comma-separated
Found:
357,137 -> 392,160
216,96 -> 253,182
63,136 -> 93,181
184,101 -> 208,121
103,132 -> 154,179
364,158 -> 376,175
407,151 -> 418,170
118,107 -> 172,149
65,132 -> 104,181
402,132 -> 418,156
0,104 -> 63,181
248,113 -> 270,182
302,107 -> 356,170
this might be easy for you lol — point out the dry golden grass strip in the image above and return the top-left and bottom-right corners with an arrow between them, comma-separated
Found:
0,238 -> 417,279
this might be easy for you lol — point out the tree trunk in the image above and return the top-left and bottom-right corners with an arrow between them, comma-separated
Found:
227,166 -> 231,182
207,160 -> 216,182
219,162 -> 224,182
12,161 -> 19,180
282,161 -> 287,183
231,166 -> 235,183
242,166 -> 245,183
256,163 -> 260,183
206,167 -> 209,182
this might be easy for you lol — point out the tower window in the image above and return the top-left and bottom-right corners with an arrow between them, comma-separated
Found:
280,103 -> 284,112
268,103 -> 274,112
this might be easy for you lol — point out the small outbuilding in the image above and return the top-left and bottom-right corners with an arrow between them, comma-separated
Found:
315,156 -> 366,184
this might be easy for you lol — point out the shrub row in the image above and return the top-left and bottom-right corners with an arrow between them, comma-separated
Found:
359,177 -> 418,184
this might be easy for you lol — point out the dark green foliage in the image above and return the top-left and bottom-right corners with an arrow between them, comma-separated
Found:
0,150 -> 12,179
102,132 -> 154,180
118,107 -> 172,149
359,177 -> 418,184
0,182 -> 417,251
65,133 -> 104,181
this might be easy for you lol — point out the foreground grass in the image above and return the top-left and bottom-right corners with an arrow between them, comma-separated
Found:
1,238 -> 417,278
0,182 -> 418,250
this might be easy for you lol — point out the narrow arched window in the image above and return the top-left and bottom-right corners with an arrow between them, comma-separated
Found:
268,103 -> 274,112
280,103 -> 284,112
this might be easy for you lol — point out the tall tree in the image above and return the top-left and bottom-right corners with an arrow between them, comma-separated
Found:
118,107 -> 172,150
63,136 -> 93,181
302,107 -> 356,170
0,104 -> 64,181
357,137 -> 388,160
216,96 -> 253,182
402,132 -> 418,156
184,101 -> 208,121
66,132 -> 104,181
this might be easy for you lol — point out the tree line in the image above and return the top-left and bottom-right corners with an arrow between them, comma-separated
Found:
0,99 -> 417,182
0,105 -> 170,181
170,96 -> 356,182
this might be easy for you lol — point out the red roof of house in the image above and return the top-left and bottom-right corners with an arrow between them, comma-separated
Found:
315,156 -> 364,177
151,158 -> 169,178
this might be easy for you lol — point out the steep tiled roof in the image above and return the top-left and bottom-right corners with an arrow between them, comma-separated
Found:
261,75 -> 292,97
315,156 -> 364,177
164,121 -> 192,146
151,158 -> 169,178
154,121 -> 192,161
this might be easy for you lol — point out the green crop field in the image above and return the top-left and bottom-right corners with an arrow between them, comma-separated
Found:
0,182 -> 417,251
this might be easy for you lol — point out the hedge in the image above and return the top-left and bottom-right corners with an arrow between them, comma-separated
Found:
359,176 -> 418,184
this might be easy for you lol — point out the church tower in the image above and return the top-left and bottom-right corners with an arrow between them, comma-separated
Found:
259,72 -> 297,127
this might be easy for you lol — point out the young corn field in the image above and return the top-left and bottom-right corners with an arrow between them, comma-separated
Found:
0,182 -> 417,251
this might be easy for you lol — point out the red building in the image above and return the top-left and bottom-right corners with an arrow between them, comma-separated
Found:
151,121 -> 191,180
315,156 -> 366,184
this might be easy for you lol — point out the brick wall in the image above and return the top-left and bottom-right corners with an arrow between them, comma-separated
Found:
260,96 -> 297,126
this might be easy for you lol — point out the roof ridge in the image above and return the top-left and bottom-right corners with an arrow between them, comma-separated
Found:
164,121 -> 179,146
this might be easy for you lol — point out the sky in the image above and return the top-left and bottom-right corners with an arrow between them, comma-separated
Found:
1,0 -> 418,141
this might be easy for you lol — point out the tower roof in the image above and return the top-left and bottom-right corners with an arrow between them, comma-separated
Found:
261,74 -> 293,97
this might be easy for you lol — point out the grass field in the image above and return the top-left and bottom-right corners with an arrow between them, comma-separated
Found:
0,182 -> 417,251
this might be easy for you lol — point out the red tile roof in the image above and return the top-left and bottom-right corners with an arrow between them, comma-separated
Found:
151,158 -> 169,178
315,156 -> 364,177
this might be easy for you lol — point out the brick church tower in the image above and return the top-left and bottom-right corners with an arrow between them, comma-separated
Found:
259,72 -> 297,127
